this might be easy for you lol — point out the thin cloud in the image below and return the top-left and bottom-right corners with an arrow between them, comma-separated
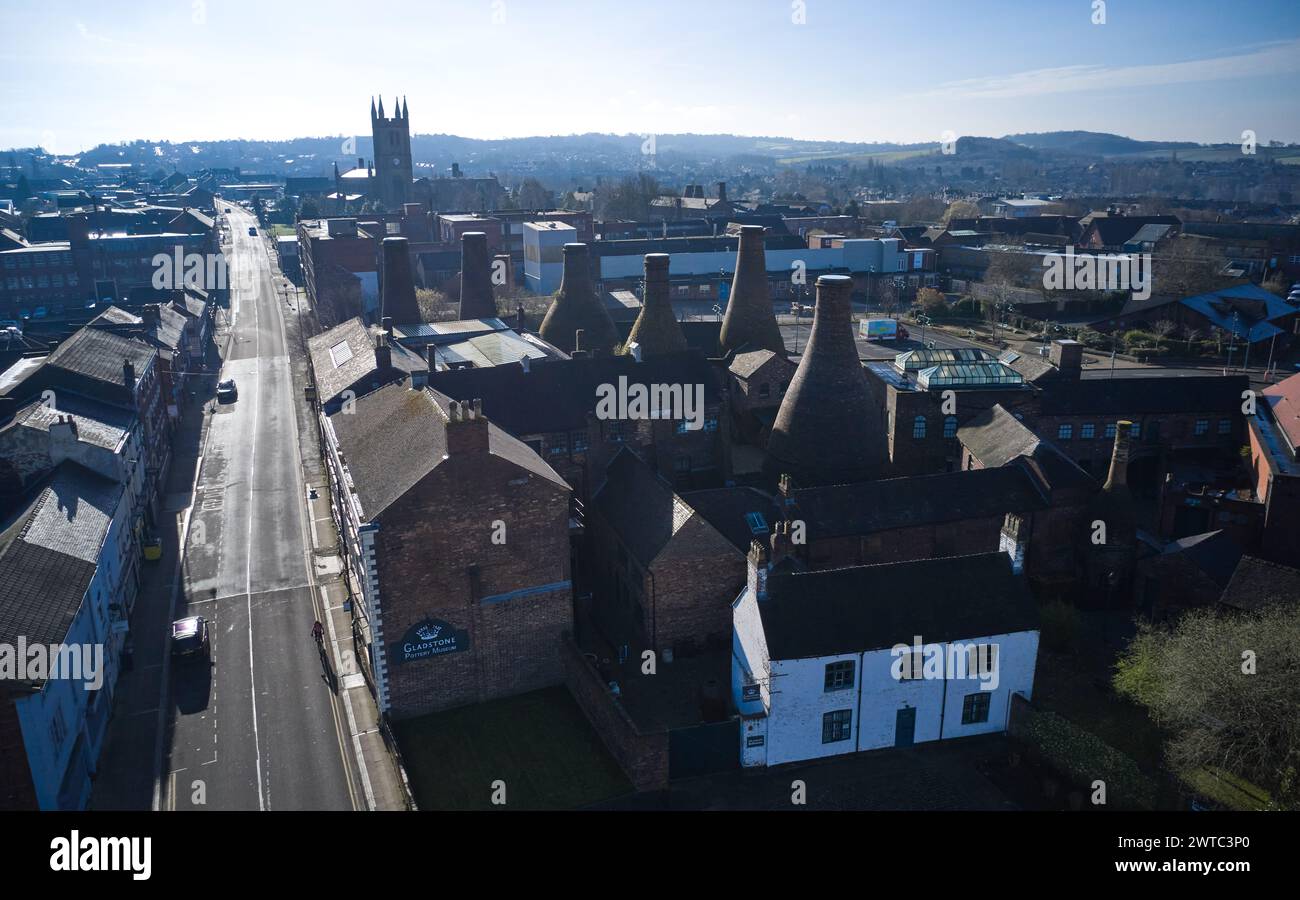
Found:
920,39 -> 1300,99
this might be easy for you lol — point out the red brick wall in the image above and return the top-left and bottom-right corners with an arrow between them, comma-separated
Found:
376,450 -> 573,719
560,634 -> 668,792
645,519 -> 744,651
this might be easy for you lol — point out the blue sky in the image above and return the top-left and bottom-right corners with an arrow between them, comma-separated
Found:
3,0 -> 1299,153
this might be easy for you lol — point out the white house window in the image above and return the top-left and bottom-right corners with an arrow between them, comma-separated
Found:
961,692 -> 991,725
824,660 -> 855,692
1080,423 -> 1095,439
1218,418 -> 1231,435
822,709 -> 853,743
900,651 -> 925,680
1058,424 -> 1073,440
912,415 -> 927,439
1194,419 -> 1209,436
571,430 -> 589,453
943,415 -> 957,438
1131,421 -> 1143,439
1104,423 -> 1117,439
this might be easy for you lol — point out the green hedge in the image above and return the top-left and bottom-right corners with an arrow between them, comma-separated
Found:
1015,706 -> 1158,809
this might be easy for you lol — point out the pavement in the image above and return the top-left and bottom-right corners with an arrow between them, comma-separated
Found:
589,734 -> 1021,810
92,207 -> 409,811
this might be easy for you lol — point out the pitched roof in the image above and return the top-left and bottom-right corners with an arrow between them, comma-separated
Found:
1037,374 -> 1249,416
1262,372 -> 1300,454
728,349 -> 782,380
327,382 -> 566,520
760,552 -> 1038,659
1218,556 -> 1300,613
307,317 -> 427,408
592,447 -> 685,567
1161,530 -> 1243,589
8,395 -> 133,451
426,349 -> 720,437
958,404 -> 1041,467
1180,283 -> 1296,343
680,486 -> 782,555
0,462 -> 123,658
786,466 -> 1046,539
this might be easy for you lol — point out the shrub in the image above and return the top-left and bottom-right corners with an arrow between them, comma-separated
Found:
1016,707 -> 1158,809
1039,600 -> 1081,653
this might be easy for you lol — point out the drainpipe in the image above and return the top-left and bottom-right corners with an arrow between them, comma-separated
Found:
938,645 -> 949,741
855,651 -> 865,752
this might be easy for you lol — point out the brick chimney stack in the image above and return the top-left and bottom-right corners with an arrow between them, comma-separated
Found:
123,359 -> 136,391
458,232 -> 497,319
539,242 -> 618,354
720,225 -> 785,356
765,274 -> 886,487
1049,338 -> 1083,380
746,538 -> 770,603
624,253 -> 687,357
373,331 -> 392,372
445,398 -> 490,456
49,414 -> 79,460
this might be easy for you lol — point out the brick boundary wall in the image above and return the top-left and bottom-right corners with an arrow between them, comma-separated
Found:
560,633 -> 669,792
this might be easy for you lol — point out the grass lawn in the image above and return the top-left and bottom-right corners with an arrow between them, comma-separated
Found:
1180,766 -> 1273,811
393,686 -> 632,810
1034,649 -> 1167,773
266,224 -> 296,238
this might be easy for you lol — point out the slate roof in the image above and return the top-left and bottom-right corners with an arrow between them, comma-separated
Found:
327,382 -> 566,520
0,462 -> 123,658
46,327 -> 156,390
786,466 -> 1046,539
9,395 -> 133,450
680,486 -> 782,555
307,317 -> 428,408
760,552 -> 1039,659
592,448 -> 685,567
958,405 -> 1041,467
1037,374 -> 1249,416
1218,556 -> 1300,613
426,349 -> 721,437
1084,215 -> 1180,247
728,349 -> 780,380
1161,530 -> 1243,589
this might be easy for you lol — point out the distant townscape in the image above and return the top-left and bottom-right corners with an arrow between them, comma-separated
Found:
2,90 -> 1297,818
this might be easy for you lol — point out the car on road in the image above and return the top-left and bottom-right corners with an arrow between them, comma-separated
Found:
248,226 -> 257,236
217,379 -> 238,403
171,617 -> 210,660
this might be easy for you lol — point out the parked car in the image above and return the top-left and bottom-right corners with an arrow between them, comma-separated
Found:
248,226 -> 257,236
170,617 -> 210,659
217,379 -> 238,403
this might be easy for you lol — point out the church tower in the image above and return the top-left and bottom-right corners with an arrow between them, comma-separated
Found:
371,95 -> 413,210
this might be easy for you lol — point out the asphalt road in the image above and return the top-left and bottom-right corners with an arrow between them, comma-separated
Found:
161,207 -> 357,811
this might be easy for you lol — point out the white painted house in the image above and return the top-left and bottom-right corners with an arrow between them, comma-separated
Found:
732,545 -> 1039,768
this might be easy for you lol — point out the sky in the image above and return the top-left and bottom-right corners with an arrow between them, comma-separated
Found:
3,0 -> 1300,153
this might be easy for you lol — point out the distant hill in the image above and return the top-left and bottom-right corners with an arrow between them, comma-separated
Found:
1003,131 -> 1199,156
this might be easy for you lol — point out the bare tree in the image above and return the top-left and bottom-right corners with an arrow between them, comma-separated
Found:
1151,319 -> 1177,351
